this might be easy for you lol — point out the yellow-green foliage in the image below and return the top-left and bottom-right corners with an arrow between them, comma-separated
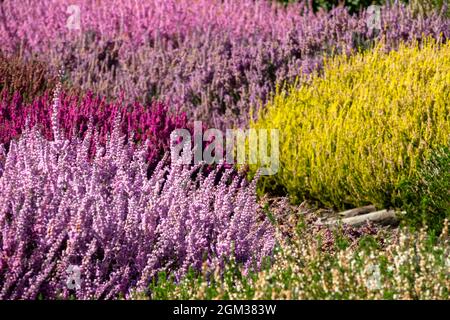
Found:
252,40 -> 450,210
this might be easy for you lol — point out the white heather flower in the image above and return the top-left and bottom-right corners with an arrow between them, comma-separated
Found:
364,263 -> 382,291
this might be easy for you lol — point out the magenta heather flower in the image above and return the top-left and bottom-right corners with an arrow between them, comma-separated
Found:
0,91 -> 274,300
0,90 -> 188,167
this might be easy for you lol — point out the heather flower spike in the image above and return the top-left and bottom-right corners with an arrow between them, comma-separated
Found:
0,95 -> 274,299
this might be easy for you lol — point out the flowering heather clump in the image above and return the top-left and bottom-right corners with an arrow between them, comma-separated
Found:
0,108 -> 274,299
0,0 -> 311,52
252,40 -> 450,223
0,90 -> 188,166
1,1 -> 449,53
2,1 -> 449,127
146,220 -> 449,300
52,4 -> 450,128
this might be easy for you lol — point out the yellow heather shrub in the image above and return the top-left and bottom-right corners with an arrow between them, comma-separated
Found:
252,40 -> 450,210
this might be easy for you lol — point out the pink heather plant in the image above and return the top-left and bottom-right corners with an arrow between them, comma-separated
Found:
0,89 -> 188,166
0,91 -> 275,299
2,0 -> 448,54
0,0 -> 311,53
2,2 -> 449,128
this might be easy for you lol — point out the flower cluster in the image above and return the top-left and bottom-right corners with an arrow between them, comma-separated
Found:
1,2 -> 449,127
145,219 -> 449,300
0,116 -> 274,299
0,90 -> 188,166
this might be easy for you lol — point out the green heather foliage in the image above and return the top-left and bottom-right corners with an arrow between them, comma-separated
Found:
395,147 -> 450,231
252,40 -> 450,227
